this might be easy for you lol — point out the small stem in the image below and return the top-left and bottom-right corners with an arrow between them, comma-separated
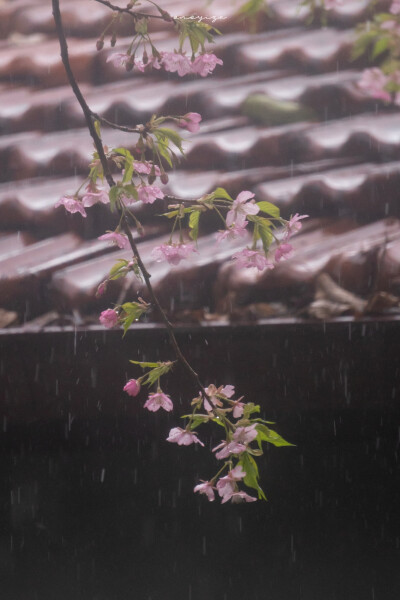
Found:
214,206 -> 228,227
93,0 -> 175,21
210,462 -> 230,485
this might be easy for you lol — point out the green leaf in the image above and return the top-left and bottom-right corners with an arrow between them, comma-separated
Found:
108,186 -> 120,212
94,120 -> 101,138
160,207 -> 192,219
109,259 -> 129,279
242,94 -> 316,126
120,302 -> 147,335
128,360 -> 174,387
212,187 -> 233,202
258,218 -> 274,254
372,36 -> 390,59
256,424 -> 295,448
122,313 -> 136,337
256,201 -> 280,218
160,210 -> 179,219
144,364 -> 171,386
122,184 -> 138,201
236,0 -> 268,18
122,160 -> 134,184
243,403 -> 261,419
189,210 -> 201,241
238,452 -> 267,501
114,147 -> 134,161
156,127 -> 184,151
156,140 -> 173,167
129,360 -> 160,368
189,417 -> 207,430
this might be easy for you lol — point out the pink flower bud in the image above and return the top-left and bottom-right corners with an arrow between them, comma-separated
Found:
96,281 -> 107,298
160,172 -> 169,184
123,379 -> 141,397
99,309 -> 118,329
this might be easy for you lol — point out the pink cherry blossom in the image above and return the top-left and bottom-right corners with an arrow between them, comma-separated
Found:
216,222 -> 248,244
99,308 -> 119,329
233,424 -> 258,445
381,20 -> 400,34
106,53 -> 131,68
146,55 -> 162,70
232,248 -> 274,271
98,231 -> 129,249
221,385 -> 235,398
191,53 -> 223,77
283,213 -> 309,240
231,400 -> 245,419
216,465 -> 247,500
212,440 -> 247,460
161,51 -> 192,76
178,112 -> 202,133
194,481 -> 215,501
123,379 -> 141,397
134,59 -> 146,73
223,491 -> 257,504
135,54 -> 163,72
166,427 -> 205,446
203,384 -> 224,412
81,188 -> 109,207
55,196 -> 87,217
137,185 -> 164,204
133,161 -> 161,176
358,68 -> 391,103
275,243 -> 294,263
202,384 -> 234,413
391,1 -> 400,14
151,243 -> 196,266
144,391 -> 173,412
226,191 -> 259,227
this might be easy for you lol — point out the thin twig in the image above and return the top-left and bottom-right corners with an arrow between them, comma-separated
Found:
52,0 -> 206,396
93,0 -> 175,22
93,113 -> 141,134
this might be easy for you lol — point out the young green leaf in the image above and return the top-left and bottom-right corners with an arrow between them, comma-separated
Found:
212,187 -> 233,202
156,128 -> 184,152
189,210 -> 201,241
243,403 -> 261,418
129,360 -> 161,368
256,424 -> 295,447
256,201 -> 280,218
239,452 -> 267,501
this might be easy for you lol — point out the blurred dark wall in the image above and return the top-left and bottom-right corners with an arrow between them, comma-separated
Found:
0,320 -> 399,600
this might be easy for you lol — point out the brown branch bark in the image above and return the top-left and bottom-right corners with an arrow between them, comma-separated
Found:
52,0 -> 206,397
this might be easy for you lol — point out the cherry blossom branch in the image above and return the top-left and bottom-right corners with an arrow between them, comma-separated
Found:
52,0 -> 206,396
53,0 -> 300,503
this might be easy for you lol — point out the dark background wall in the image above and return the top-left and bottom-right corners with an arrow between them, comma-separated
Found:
0,319 -> 399,600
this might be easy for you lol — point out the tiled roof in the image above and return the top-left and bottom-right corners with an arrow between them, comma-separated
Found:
1,0 -> 400,328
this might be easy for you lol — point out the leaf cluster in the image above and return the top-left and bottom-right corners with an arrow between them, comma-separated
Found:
129,360 -> 175,387
175,18 -> 221,55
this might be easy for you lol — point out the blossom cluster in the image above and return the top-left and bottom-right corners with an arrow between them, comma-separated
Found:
119,378 -> 292,504
356,2 -> 400,105
107,51 -> 223,78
